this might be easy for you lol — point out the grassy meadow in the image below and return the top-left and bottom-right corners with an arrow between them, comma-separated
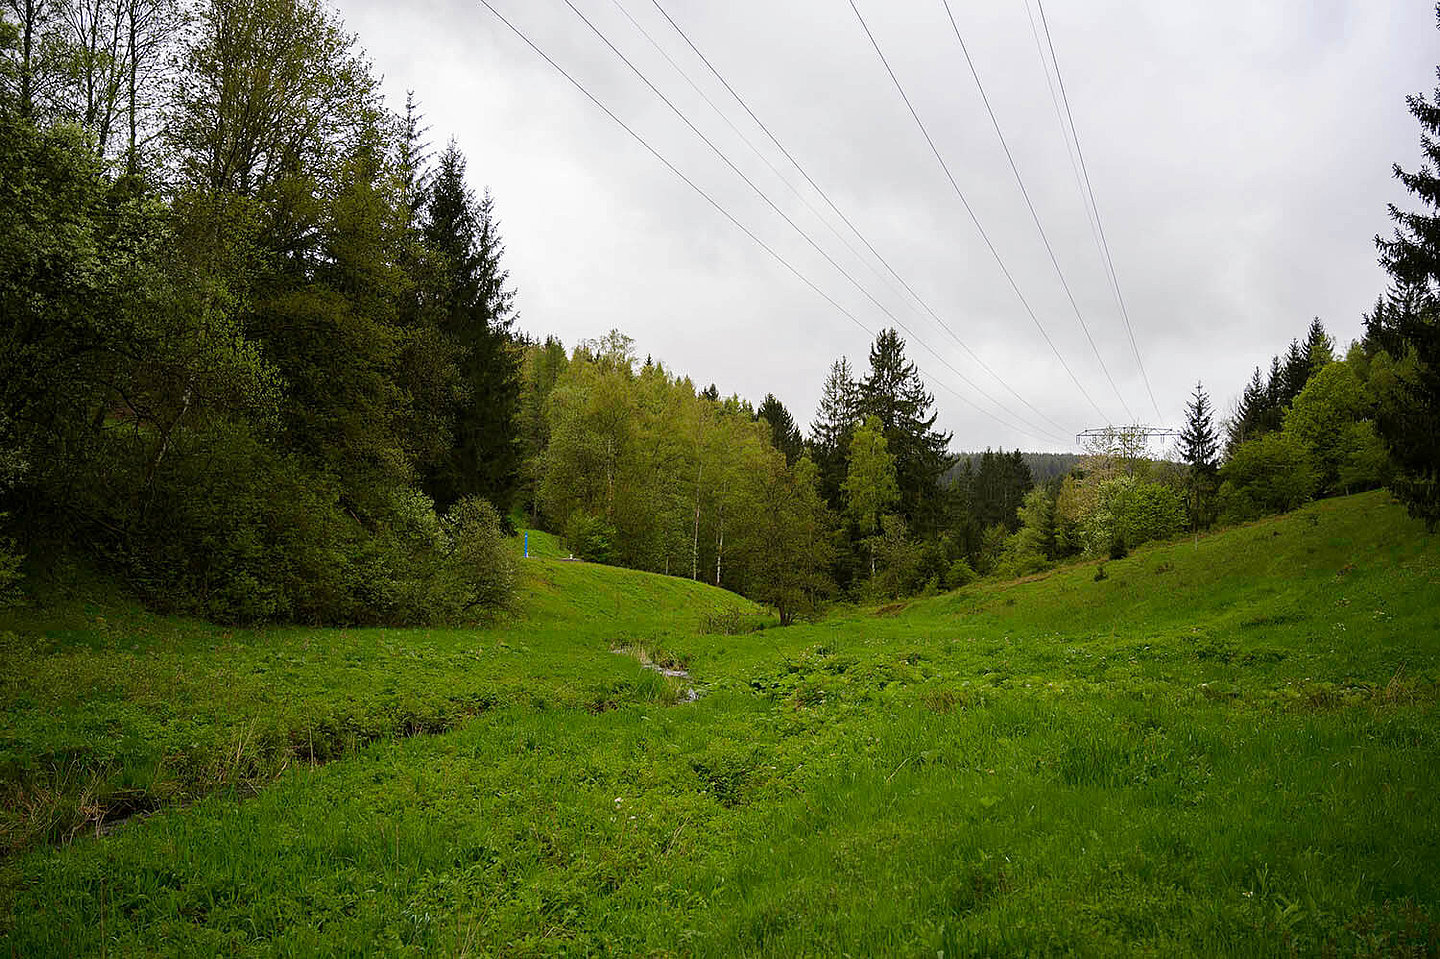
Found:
2,491 -> 1438,955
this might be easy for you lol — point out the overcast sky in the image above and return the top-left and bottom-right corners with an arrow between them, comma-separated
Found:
338,0 -> 1435,452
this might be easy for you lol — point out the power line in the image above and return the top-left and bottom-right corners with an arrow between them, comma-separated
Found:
938,0 -> 1134,424
646,0 -> 1074,438
1022,0 -> 1104,267
556,0 -> 1069,443
607,1 -> 895,318
1034,0 -> 1163,422
847,0 -> 1111,425
475,0 -> 1064,445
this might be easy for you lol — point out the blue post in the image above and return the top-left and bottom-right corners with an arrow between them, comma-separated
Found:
524,531 -> 530,559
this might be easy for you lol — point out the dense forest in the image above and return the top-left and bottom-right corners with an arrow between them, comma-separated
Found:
2,0 -> 1438,627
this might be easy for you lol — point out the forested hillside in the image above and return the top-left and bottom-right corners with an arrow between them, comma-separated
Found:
0,0 -> 522,623
1,0 -> 1438,632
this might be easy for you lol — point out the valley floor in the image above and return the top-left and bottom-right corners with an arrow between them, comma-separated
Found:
2,492 -> 1438,956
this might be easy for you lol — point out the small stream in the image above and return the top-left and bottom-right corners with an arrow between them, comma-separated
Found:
612,648 -> 701,702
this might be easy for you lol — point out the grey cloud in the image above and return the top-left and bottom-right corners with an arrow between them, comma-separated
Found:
339,0 -> 1435,450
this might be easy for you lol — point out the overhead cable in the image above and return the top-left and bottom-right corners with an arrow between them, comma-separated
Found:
645,0 -> 1075,438
1033,0 -> 1163,422
939,0 -> 1134,423
475,0 -> 1065,445
847,0 -> 1112,425
557,0 -> 1070,442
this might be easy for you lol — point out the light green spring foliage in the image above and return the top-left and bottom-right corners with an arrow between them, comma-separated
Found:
1081,476 -> 1187,556
1221,432 -> 1320,520
1221,351 -> 1395,523
1006,472 -> 1184,573
533,336 -> 834,605
1283,361 -> 1379,493
1,492 -> 1437,955
842,414 -> 899,537
728,453 -> 836,624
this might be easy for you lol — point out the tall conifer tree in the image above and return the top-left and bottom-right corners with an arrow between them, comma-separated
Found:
857,329 -> 953,534
423,141 -> 520,512
757,393 -> 803,466
808,357 -> 859,509
1373,3 -> 1440,529
1180,382 -> 1219,530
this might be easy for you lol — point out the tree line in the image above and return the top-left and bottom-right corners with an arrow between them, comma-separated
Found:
1,0 -> 521,622
3,0 -> 1438,625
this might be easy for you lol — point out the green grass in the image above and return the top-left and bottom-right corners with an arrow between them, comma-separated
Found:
511,528 -> 568,560
0,555 -> 757,854
3,492 -> 1439,955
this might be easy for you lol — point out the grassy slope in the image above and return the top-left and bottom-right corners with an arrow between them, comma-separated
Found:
0,554 -> 756,853
3,492 -> 1439,956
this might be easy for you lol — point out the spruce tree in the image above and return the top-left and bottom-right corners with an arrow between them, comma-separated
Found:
1373,3 -> 1440,529
1227,367 -> 1268,455
808,357 -> 859,509
971,449 -> 1033,532
1279,339 -> 1310,407
1180,383 -> 1219,476
858,329 -> 954,534
396,91 -> 433,232
1180,382 -> 1219,530
757,393 -> 803,466
1303,318 -> 1335,372
423,142 -> 520,513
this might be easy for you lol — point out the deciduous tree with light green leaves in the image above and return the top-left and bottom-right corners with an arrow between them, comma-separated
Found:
1282,360 -> 1383,495
843,415 -> 899,577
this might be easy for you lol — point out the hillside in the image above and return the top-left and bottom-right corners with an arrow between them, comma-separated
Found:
0,553 -> 757,856
3,492 -> 1439,955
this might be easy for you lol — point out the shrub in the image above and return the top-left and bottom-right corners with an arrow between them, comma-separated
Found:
1219,432 -> 1319,522
441,497 -> 515,614
871,515 -> 924,599
1108,534 -> 1129,561
1081,477 -> 1185,556
66,421 -> 514,626
565,512 -> 617,564
945,559 -> 977,590
0,534 -> 21,606
993,549 -> 1051,580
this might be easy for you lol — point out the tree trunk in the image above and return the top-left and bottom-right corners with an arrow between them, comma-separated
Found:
690,458 -> 703,581
714,503 -> 724,587
19,0 -> 37,118
127,0 -> 138,175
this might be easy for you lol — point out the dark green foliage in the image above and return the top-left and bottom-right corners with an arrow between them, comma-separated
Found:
858,329 -> 955,535
1227,367 -> 1270,454
1179,382 -> 1219,529
1373,10 -> 1440,530
423,145 -> 521,513
1227,319 -> 1337,457
965,448 -> 1035,532
0,0 -> 520,622
756,393 -> 803,466
1278,338 -> 1311,407
1179,383 -> 1219,477
808,357 -> 859,510
949,450 -> 1081,486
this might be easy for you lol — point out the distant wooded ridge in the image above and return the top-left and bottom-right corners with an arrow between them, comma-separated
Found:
946,452 -> 1084,486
